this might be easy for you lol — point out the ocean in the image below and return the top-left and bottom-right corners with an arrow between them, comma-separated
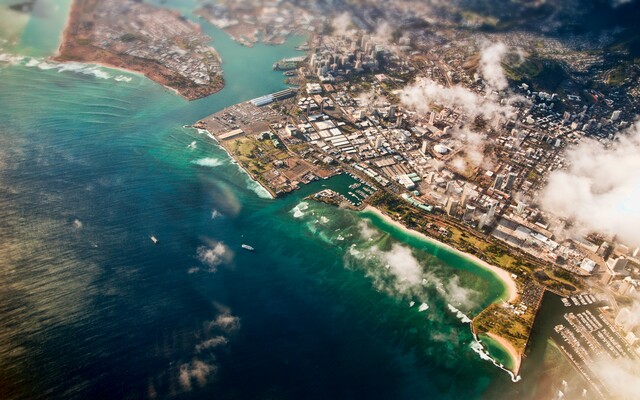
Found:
0,1 -> 580,399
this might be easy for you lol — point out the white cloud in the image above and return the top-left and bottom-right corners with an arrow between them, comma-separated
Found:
591,357 -> 640,399
178,359 -> 217,391
357,220 -> 379,241
540,125 -> 640,246
479,42 -> 508,92
399,77 -> 516,120
195,336 -> 228,352
346,242 -> 479,309
207,313 -> 241,334
196,241 -> 233,272
331,12 -> 353,36
373,21 -> 394,46
379,243 -> 423,291
449,126 -> 494,172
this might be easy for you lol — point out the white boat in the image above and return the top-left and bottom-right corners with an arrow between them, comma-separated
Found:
150,236 -> 159,244
241,244 -> 254,251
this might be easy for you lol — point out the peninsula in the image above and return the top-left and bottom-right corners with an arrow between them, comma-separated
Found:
56,0 -> 224,100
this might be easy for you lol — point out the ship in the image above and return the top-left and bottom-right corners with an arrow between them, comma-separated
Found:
150,236 -> 159,244
241,244 -> 254,251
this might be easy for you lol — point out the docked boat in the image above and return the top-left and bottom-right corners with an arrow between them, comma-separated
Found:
241,244 -> 254,251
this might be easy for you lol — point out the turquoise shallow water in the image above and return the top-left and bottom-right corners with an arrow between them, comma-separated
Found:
0,2 -> 549,399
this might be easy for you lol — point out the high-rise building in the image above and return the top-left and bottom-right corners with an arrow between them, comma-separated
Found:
478,213 -> 489,230
493,174 -> 505,190
611,110 -> 622,121
504,172 -> 517,191
446,198 -> 459,216
460,185 -> 470,207
601,266 -> 615,285
463,205 -> 476,221
607,257 -> 629,272
388,105 -> 397,119
615,307 -> 638,334
487,201 -> 498,220
420,140 -> 428,155
618,277 -> 634,296
445,181 -> 455,194
597,241 -> 612,259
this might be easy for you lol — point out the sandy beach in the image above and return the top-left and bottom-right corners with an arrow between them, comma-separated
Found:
485,332 -> 522,375
363,206 -> 518,303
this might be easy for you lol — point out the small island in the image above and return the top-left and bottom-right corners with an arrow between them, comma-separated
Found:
56,0 -> 224,100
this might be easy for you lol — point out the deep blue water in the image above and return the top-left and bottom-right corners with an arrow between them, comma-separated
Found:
0,2 -> 547,399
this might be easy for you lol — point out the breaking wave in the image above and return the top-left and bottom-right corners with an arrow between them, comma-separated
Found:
470,336 -> 521,383
447,304 -> 472,324
290,202 -> 309,219
192,157 -> 224,167
19,57 -> 134,82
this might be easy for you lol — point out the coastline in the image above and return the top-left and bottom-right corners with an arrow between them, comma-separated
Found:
484,332 -> 522,376
55,0 -> 225,101
361,205 -> 523,376
362,205 -> 518,303
192,126 -> 275,199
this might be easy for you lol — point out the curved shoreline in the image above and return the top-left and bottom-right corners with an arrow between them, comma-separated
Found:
484,332 -> 522,376
362,205 -> 522,376
362,205 -> 518,303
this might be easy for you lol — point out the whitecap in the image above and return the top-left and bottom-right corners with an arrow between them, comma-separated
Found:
25,58 -> 39,67
211,209 -> 223,219
192,157 -> 224,167
37,62 -> 57,70
291,202 -> 309,219
447,304 -> 472,324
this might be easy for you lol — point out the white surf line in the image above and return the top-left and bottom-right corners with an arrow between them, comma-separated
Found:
470,332 -> 522,383
187,126 -> 274,199
445,304 -> 522,382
